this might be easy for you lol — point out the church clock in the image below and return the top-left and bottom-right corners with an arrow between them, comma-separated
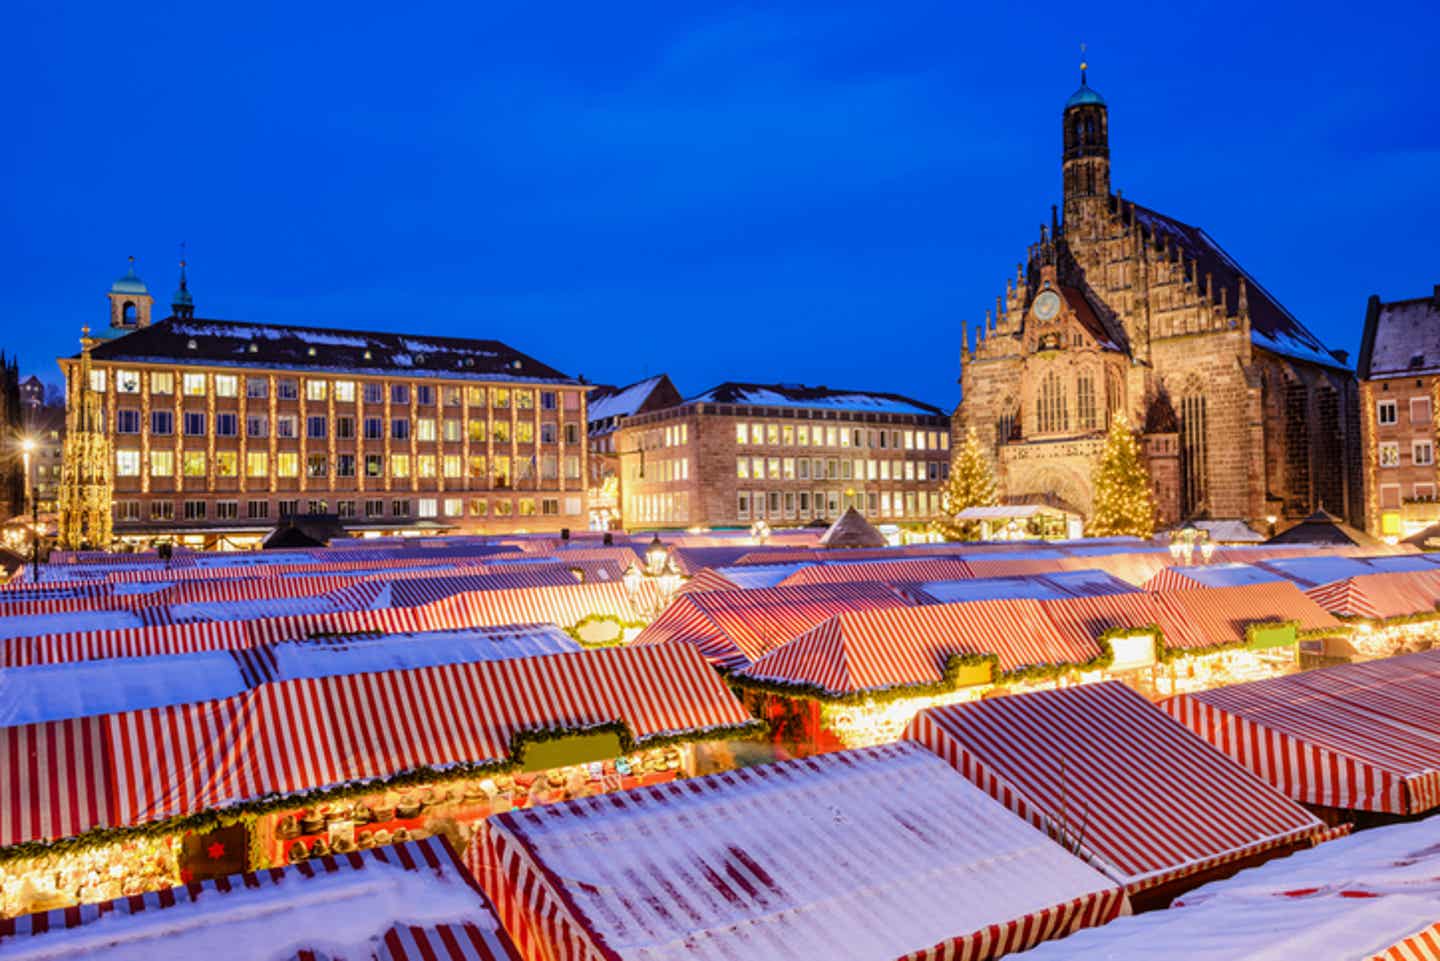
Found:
1033,290 -> 1062,321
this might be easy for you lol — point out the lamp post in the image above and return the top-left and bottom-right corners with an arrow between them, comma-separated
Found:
624,537 -> 684,619
20,437 -> 36,582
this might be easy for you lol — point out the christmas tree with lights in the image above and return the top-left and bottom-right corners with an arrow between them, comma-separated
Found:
1086,412 -> 1156,538
932,427 -> 997,541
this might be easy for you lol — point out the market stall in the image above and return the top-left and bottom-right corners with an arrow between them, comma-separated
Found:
906,682 -> 1328,908
734,598 -> 1097,750
1162,651 -> 1440,820
1305,569 -> 1440,658
632,581 -> 914,671
0,837 -> 521,961
775,556 -> 977,586
0,644 -> 759,917
1019,811 -> 1440,960
1146,581 -> 1344,694
469,741 -> 1124,961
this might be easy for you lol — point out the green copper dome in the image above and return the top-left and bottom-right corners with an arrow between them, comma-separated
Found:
1066,83 -> 1105,108
110,263 -> 148,295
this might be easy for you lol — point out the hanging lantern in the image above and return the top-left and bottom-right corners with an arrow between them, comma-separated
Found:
645,535 -> 668,575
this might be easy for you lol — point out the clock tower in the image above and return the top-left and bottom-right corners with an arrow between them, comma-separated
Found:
1062,59 -> 1109,224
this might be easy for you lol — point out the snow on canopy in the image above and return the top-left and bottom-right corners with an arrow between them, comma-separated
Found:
1164,650 -> 1440,814
0,837 -> 520,961
907,682 -> 1325,895
915,569 -> 1138,604
1142,563 -> 1285,592
1020,813 -> 1440,961
470,741 -> 1123,961
0,652 -> 249,726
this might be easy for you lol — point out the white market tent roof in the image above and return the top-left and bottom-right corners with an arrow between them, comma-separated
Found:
474,741 -> 1123,961
1020,813 -> 1440,961
955,504 -> 1078,520
0,652 -> 249,726
259,623 -> 582,683
0,837 -> 520,961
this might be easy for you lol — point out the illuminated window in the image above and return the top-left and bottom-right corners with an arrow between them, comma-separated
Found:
116,370 -> 140,393
306,380 -> 327,401
246,452 -> 268,477
150,372 -> 174,395
1379,442 -> 1400,467
392,454 -> 411,478
183,452 -> 207,477
334,380 -> 355,402
115,450 -> 140,476
216,452 -> 238,477
215,375 -> 238,398
277,452 -> 299,477
183,373 -> 206,396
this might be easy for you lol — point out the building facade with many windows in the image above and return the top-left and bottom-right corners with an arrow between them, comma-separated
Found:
1357,285 -> 1440,538
614,383 -> 950,530
60,264 -> 590,547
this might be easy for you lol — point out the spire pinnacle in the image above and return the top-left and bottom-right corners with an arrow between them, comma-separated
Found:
1080,42 -> 1088,85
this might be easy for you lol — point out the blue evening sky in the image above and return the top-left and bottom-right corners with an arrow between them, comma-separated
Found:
5,0 -> 1438,409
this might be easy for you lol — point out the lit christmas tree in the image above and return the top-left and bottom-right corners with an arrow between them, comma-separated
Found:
931,427 -> 997,541
1086,412 -> 1156,538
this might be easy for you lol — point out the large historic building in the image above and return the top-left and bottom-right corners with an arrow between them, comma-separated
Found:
614,382 -> 950,530
60,261 -> 591,547
957,67 -> 1362,530
1356,285 -> 1440,538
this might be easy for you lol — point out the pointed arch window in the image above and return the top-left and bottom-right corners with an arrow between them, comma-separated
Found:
1037,370 -> 1069,434
1077,373 -> 1097,431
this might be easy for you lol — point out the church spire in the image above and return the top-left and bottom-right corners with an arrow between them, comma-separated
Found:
171,249 -> 195,320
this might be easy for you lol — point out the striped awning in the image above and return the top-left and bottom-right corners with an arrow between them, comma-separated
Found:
1162,651 -> 1440,814
739,598 -> 1090,697
107,644 -> 751,829
906,682 -> 1326,893
1149,581 -> 1341,649
0,837 -> 520,961
471,742 -> 1123,961
633,582 -> 914,671
1038,593 -> 1207,655
1305,570 -> 1440,620
2,644 -> 751,847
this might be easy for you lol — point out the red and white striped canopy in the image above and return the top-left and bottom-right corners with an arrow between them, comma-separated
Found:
470,741 -> 1123,961
1149,581 -> 1341,649
0,837 -> 520,961
633,582 -> 913,671
1038,593 -> 1207,656
906,682 -> 1325,893
2,644 -> 751,847
739,598 -> 1089,696
1162,651 -> 1440,814
1305,569 -> 1440,620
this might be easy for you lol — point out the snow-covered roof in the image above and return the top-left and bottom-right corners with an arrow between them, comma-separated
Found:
478,741 -> 1121,961
956,504 -> 1078,519
1257,555 -> 1386,588
1162,563 -> 1284,588
261,624 -> 581,683
684,381 -> 945,417
710,562 -> 807,588
0,609 -> 141,639
1360,292 -> 1440,378
1189,519 -> 1266,543
0,652 -> 248,725
1125,203 -> 1350,371
586,374 -> 669,424
86,316 -> 580,386
1021,813 -> 1440,960
1,838 -> 518,961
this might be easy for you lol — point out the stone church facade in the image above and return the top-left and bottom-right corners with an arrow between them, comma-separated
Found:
956,68 -> 1362,530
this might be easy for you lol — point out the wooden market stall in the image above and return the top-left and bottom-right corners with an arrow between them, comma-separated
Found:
469,741 -> 1125,961
0,643 -> 759,918
905,682 -> 1329,910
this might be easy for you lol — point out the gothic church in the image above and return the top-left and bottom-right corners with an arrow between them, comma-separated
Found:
957,67 -> 1362,529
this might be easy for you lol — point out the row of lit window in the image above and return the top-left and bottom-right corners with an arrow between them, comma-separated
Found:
626,458 -> 691,484
633,423 -> 690,451
736,489 -> 940,520
1377,439 -> 1434,468
113,409 -> 582,444
734,422 -> 948,452
626,492 -> 689,524
115,449 -> 581,482
1376,396 -> 1432,428
90,369 -> 579,411
737,457 -> 946,483
115,494 -> 584,523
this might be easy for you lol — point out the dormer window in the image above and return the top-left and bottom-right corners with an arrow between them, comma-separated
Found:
363,350 -> 373,361
307,346 -> 317,357
186,339 -> 197,350
248,343 -> 259,354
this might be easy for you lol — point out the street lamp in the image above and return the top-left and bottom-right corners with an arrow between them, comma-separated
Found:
645,535 -> 668,576
20,437 -> 37,582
